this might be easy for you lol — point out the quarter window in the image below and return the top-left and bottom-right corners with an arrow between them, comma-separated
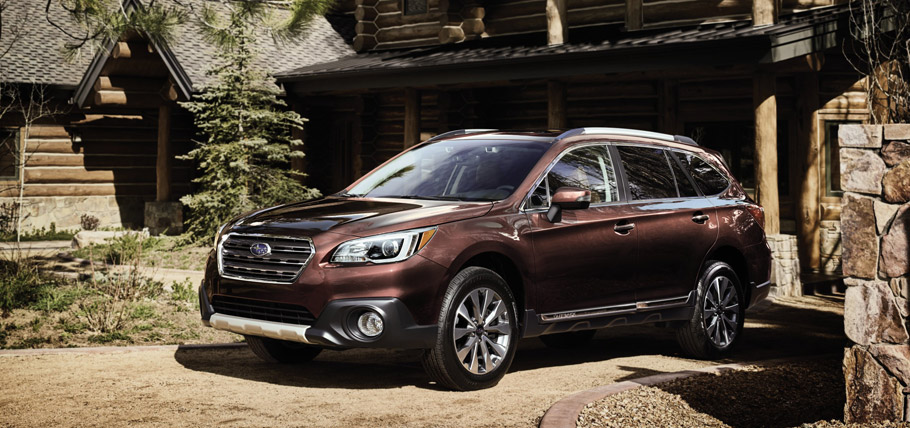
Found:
527,145 -> 618,209
617,146 -> 677,200
676,152 -> 729,196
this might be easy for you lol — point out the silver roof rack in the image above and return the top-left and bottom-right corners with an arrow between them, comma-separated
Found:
425,129 -> 498,142
556,127 -> 698,146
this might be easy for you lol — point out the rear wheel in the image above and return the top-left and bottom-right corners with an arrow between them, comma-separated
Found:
676,261 -> 744,359
421,267 -> 519,391
245,335 -> 322,364
539,330 -> 596,348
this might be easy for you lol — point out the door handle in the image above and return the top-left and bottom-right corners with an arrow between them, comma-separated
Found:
692,212 -> 710,224
614,221 -> 635,234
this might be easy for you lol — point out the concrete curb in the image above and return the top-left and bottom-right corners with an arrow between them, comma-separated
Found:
538,354 -> 839,428
0,342 -> 246,357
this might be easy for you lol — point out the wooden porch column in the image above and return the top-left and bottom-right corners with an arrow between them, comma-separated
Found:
625,0 -> 643,30
796,73 -> 820,271
753,72 -> 780,235
404,88 -> 421,149
546,0 -> 567,46
156,104 -> 172,202
547,81 -> 567,129
752,0 -> 778,26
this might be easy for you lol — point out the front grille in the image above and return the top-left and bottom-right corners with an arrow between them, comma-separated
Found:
219,234 -> 314,283
211,295 -> 315,325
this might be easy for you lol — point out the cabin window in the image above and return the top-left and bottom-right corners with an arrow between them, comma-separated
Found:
403,0 -> 427,15
0,128 -> 19,180
824,120 -> 860,197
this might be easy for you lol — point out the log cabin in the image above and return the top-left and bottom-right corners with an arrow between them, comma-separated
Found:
0,0 -> 875,286
277,0 -> 870,286
0,0 -> 352,235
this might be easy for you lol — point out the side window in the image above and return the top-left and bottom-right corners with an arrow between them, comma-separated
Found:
667,151 -> 699,197
617,146 -> 677,200
526,145 -> 618,209
676,152 -> 729,196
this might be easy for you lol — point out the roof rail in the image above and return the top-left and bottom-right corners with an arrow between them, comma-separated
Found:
425,129 -> 498,142
555,127 -> 698,146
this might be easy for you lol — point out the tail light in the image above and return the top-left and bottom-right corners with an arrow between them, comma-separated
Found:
745,204 -> 765,229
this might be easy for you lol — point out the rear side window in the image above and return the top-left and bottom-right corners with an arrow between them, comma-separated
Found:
668,152 -> 699,197
617,146 -> 677,200
675,152 -> 729,196
527,145 -> 618,208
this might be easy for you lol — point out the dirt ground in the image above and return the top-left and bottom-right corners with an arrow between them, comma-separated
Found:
0,295 -> 846,428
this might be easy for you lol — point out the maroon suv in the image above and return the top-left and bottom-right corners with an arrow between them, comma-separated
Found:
199,128 -> 771,390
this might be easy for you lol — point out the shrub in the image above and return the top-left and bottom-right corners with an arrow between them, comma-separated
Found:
170,278 -> 196,303
0,258 -> 54,316
80,214 -> 100,231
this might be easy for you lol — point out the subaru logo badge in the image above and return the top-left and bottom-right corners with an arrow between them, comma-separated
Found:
250,243 -> 271,256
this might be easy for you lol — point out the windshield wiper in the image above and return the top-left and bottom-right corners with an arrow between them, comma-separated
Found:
380,195 -> 493,202
335,192 -> 362,198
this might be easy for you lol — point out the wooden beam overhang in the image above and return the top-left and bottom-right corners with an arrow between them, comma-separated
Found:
71,0 -> 193,108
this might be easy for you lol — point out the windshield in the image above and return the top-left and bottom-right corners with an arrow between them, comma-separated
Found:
345,139 -> 550,201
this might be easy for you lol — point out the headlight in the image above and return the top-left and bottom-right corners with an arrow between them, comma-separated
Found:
332,227 -> 437,264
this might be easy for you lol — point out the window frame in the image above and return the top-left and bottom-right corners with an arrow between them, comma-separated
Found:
672,150 -> 731,197
521,142 -> 623,212
613,143 -> 713,203
0,127 -> 21,182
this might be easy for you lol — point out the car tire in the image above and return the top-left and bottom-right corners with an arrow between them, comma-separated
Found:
676,260 -> 745,359
245,335 -> 322,364
421,267 -> 519,391
539,330 -> 596,348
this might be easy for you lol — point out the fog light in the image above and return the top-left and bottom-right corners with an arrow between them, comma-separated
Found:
357,311 -> 384,337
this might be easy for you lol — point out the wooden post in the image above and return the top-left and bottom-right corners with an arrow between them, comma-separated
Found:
752,0 -> 778,26
796,73 -> 820,272
625,0 -> 642,30
404,88 -> 421,149
753,72 -> 780,235
547,81 -> 566,129
156,104 -> 172,202
658,79 -> 679,134
546,0 -> 567,46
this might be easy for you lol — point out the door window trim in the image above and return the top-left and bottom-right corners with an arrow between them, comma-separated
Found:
520,142 -> 624,212
613,143 -> 713,203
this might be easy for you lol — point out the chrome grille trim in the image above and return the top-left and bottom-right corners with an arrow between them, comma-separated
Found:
217,233 -> 315,284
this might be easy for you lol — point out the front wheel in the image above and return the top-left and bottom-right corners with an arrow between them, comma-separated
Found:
245,335 -> 322,364
421,267 -> 519,391
676,261 -> 745,359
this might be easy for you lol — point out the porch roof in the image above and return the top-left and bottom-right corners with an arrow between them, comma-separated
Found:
277,4 -> 852,93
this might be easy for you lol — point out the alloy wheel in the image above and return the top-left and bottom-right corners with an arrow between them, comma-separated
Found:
452,287 -> 512,374
702,276 -> 740,347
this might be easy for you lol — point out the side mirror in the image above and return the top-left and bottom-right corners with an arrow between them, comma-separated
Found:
546,187 -> 591,222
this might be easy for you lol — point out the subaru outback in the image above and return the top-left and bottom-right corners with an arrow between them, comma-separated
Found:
199,128 -> 771,390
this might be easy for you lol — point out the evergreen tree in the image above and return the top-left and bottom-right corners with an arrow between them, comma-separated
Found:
178,10 -> 319,244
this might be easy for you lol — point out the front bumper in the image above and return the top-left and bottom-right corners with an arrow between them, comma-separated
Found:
199,285 -> 437,349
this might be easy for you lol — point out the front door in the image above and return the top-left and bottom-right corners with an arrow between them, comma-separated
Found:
526,144 -> 639,315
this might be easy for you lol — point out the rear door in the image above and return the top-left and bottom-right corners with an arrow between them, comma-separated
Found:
614,145 -> 719,303
526,144 -> 640,315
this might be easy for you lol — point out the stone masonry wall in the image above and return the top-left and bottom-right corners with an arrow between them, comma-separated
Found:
767,234 -> 802,297
0,196 -> 147,233
839,124 -> 910,423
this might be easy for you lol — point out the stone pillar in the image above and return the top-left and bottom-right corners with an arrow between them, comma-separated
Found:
840,123 -> 910,423
767,234 -> 802,297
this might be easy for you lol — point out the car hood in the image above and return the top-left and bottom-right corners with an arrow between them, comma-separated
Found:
229,197 -> 494,237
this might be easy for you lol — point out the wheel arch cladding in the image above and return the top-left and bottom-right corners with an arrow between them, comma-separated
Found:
459,252 -> 526,317
705,246 -> 750,305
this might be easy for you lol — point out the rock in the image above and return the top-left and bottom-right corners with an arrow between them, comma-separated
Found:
883,160 -> 910,203
844,279 -> 909,345
844,346 -> 905,423
841,193 -> 880,279
874,200 -> 900,235
882,141 -> 910,167
71,229 -> 150,249
840,124 -> 883,148
881,204 -> 910,278
893,277 -> 909,300
841,148 -> 887,195
884,124 -> 910,141
144,201 -> 183,236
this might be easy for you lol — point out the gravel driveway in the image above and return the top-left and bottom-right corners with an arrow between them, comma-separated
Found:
1,295 -> 845,427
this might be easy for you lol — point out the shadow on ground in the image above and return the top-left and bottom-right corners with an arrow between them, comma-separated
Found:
174,295 -> 847,391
